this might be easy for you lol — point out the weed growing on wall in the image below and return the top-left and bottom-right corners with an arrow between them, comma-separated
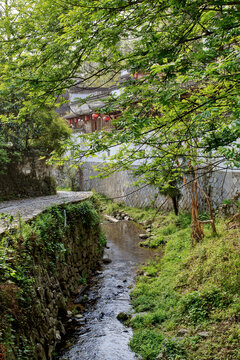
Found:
65,201 -> 100,228
0,199 -> 104,359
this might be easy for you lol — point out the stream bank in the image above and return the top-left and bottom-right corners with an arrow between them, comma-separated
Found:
102,202 -> 240,360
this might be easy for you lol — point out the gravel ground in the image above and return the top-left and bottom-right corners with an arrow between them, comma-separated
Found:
0,191 -> 92,234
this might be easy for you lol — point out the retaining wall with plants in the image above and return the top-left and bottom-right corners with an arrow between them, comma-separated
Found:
0,199 -> 105,360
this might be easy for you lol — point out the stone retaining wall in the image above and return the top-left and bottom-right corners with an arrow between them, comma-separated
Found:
0,200 -> 104,360
0,157 -> 56,201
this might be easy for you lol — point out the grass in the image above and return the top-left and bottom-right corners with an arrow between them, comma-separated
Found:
96,193 -> 240,360
56,186 -> 72,191
130,218 -> 240,360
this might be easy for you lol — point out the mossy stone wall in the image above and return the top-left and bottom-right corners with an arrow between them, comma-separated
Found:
0,200 -> 104,360
0,157 -> 56,201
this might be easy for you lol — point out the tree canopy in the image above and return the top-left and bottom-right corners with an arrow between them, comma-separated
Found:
0,1 -> 72,168
1,0 -> 238,162
0,88 -> 71,169
0,0 -> 240,239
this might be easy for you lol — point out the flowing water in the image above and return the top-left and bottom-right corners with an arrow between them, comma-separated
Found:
57,220 -> 160,360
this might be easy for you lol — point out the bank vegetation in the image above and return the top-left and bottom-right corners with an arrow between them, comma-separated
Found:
101,194 -> 240,360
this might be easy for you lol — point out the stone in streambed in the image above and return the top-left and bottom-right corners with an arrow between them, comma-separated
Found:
197,331 -> 210,338
67,310 -> 73,318
75,314 -> 83,319
177,328 -> 189,336
117,312 -> 131,323
139,233 -> 149,239
74,294 -> 88,305
103,257 -> 112,264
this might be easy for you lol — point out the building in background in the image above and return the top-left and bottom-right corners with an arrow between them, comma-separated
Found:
56,70 -> 131,133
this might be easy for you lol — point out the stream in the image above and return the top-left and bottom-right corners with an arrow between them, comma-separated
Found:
57,220 -> 160,360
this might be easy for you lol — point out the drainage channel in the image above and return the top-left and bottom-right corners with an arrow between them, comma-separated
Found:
56,220 -> 160,360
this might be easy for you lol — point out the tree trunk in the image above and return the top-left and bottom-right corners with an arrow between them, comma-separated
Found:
197,183 -> 217,234
190,164 -> 204,246
171,196 -> 179,216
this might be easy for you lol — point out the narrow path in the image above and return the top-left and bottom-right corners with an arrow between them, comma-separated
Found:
0,191 -> 92,234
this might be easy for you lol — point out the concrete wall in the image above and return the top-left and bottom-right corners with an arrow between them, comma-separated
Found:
73,162 -> 240,212
207,169 -> 240,204
53,161 -> 240,212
